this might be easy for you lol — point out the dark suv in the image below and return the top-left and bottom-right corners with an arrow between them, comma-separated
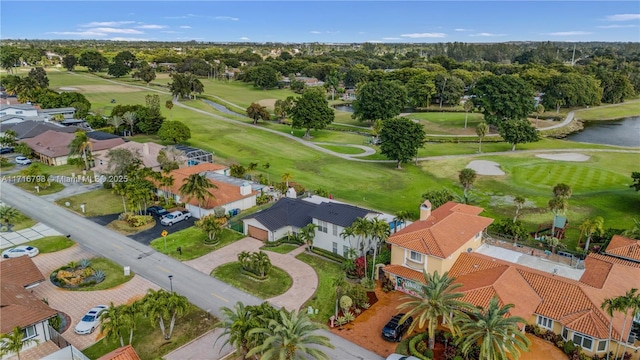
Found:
382,314 -> 413,342
146,206 -> 169,218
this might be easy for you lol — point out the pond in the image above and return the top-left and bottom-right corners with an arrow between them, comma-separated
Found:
565,116 -> 640,147
202,99 -> 247,117
334,104 -> 354,113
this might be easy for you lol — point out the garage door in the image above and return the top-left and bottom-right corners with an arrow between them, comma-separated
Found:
248,226 -> 269,241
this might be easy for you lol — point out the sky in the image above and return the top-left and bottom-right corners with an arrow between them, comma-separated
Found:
1,1 -> 639,43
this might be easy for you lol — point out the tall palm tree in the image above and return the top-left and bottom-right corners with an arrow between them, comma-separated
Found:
68,131 -> 93,170
0,326 -> 39,360
109,115 -> 123,135
100,302 -> 126,347
253,251 -> 272,277
623,218 -> 640,239
262,162 -> 271,183
476,122 -> 489,153
370,217 -> 390,280
159,174 -> 175,204
300,223 -> 317,251
215,302 -> 257,359
553,183 -> 572,200
247,308 -> 334,360
579,216 -> 604,253
455,296 -> 530,360
165,291 -> 190,339
281,172 -> 293,188
247,162 -> 258,181
398,270 -> 469,349
614,288 -> 639,360
463,100 -> 473,129
459,168 -> 477,204
535,104 -> 545,127
122,111 -> 137,136
179,173 -> 217,218
332,276 -> 347,318
143,289 -> 171,340
393,210 -> 411,233
352,217 -> 373,278
121,300 -> 143,345
513,195 -> 526,223
601,297 -> 618,360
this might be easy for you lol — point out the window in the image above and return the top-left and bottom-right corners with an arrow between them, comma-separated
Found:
332,242 -> 338,254
562,327 -> 568,340
597,340 -> 607,352
475,231 -> 482,241
573,332 -> 594,351
343,246 -> 349,257
409,251 -> 422,262
536,315 -> 553,330
332,224 -> 338,236
22,325 -> 36,340
317,220 -> 328,233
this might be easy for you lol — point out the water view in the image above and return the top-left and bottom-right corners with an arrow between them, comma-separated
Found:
565,116 -> 640,147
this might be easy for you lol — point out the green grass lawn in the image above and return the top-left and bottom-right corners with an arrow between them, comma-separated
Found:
317,145 -> 367,155
211,262 -> 292,298
149,227 -> 244,261
55,257 -> 134,291
260,243 -> 299,254
194,79 -> 298,110
296,253 -> 344,322
15,181 -> 64,195
574,100 -> 640,120
25,236 -> 75,253
408,111 -> 486,135
82,304 -> 216,360
55,189 -> 124,216
2,209 -> 37,231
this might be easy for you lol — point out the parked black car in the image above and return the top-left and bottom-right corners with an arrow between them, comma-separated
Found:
146,206 -> 169,218
0,147 -> 14,154
382,314 -> 413,342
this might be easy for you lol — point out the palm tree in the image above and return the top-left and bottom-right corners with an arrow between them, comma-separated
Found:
121,300 -> 142,345
579,216 -> 604,253
459,168 -> 477,204
247,162 -> 258,181
262,162 -> 271,183
546,236 -> 564,254
513,195 -> 526,223
398,270 -> 469,349
143,289 -> 171,340
623,218 -> 640,239
325,70 -> 340,101
553,183 -> 572,200
393,210 -> 411,233
165,100 -> 174,120
253,251 -> 272,277
159,174 -> 175,204
300,223 -> 317,251
0,326 -> 39,360
246,308 -> 334,360
601,297 -> 618,360
332,276 -> 347,318
165,291 -> 190,339
371,119 -> 383,144
370,217 -> 390,280
281,172 -> 293,188
0,205 -> 20,229
109,115 -> 123,135
68,131 -> 93,170
455,296 -> 530,360
352,217 -> 373,278
535,104 -> 545,127
122,111 -> 137,136
100,302 -> 126,347
614,288 -> 639,360
463,100 -> 473,129
215,302 -> 257,359
179,173 -> 217,218
476,122 -> 489,153
340,226 -> 357,252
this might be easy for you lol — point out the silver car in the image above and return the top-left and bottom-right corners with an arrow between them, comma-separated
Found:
74,305 -> 108,335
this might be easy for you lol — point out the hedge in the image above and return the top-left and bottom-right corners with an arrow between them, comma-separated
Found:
409,332 -> 432,360
310,247 -> 347,263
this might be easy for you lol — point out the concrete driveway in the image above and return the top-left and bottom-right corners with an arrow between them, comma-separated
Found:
29,244 -> 159,351
184,237 -> 318,311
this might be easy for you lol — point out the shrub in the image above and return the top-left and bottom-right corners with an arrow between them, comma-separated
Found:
94,269 -> 106,282
335,316 -> 347,327
345,284 -> 368,309
360,277 -> 375,290
424,349 -> 434,359
339,295 -> 353,313
311,247 -> 346,263
443,346 -> 458,360
409,333 -> 431,360
416,340 -> 428,354
382,275 -> 395,292
48,314 -> 62,331
563,340 -> 576,355
342,311 -> 355,323
354,308 -> 361,315
80,259 -> 91,269
362,302 -> 370,309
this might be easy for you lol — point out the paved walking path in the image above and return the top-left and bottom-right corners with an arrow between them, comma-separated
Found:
0,222 -> 62,249
314,142 -> 377,157
164,329 -> 234,360
184,238 -> 318,311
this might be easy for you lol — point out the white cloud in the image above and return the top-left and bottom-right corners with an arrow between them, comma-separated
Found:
79,21 -> 134,28
240,37 -> 250,40
605,14 -> 640,21
215,16 -> 239,21
382,37 -> 401,40
454,28 -> 473,32
545,31 -> 592,36
597,24 -> 638,29
469,32 -> 506,37
46,31 -> 107,37
110,37 -> 149,41
179,25 -> 191,29
161,31 -> 180,34
136,24 -> 167,29
400,32 -> 446,38
90,27 -> 144,34
310,31 -> 322,34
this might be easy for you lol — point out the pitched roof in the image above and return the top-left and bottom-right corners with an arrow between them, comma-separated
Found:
159,164 -> 256,210
249,198 -> 317,231
0,256 -> 45,287
307,202 -> 377,228
0,283 -> 57,332
97,345 -> 141,360
0,120 -> 78,139
605,235 -> 640,262
94,141 -> 166,173
87,131 -> 124,141
21,130 -> 125,157
387,201 -> 494,258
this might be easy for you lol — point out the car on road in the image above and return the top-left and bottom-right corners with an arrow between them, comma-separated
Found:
146,205 -> 169,218
15,156 -> 32,165
382,313 -> 413,342
2,245 -> 40,258
160,210 -> 192,226
74,305 -> 108,335
0,147 -> 14,154
386,354 -> 421,360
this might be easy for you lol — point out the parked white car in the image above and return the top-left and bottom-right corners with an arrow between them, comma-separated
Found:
2,245 -> 39,258
15,156 -> 32,165
74,305 -> 108,335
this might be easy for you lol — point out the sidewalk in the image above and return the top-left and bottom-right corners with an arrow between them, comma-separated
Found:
164,329 -> 234,360
0,222 -> 63,249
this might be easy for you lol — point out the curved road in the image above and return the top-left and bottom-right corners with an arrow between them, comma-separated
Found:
0,184 -> 382,360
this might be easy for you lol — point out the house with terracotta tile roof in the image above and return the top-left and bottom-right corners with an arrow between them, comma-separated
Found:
444,251 -> 640,358
0,257 -> 58,358
93,141 -> 178,175
21,130 -> 125,166
605,235 -> 640,263
154,163 -> 260,218
96,345 -> 141,360
383,200 -> 494,296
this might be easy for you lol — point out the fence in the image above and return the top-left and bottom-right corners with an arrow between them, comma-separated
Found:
48,325 -> 70,349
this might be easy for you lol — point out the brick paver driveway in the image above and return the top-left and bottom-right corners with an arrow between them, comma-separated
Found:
184,237 -> 318,311
30,244 -> 159,350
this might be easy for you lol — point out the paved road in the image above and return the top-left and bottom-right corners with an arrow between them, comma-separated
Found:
0,183 -> 383,360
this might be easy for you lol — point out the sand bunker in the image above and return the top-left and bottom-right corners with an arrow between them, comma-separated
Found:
59,87 -> 79,91
535,153 -> 591,162
467,160 -> 505,175
257,98 -> 277,109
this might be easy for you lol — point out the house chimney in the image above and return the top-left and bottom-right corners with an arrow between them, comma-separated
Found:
142,143 -> 149,155
419,200 -> 432,221
240,181 -> 251,196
